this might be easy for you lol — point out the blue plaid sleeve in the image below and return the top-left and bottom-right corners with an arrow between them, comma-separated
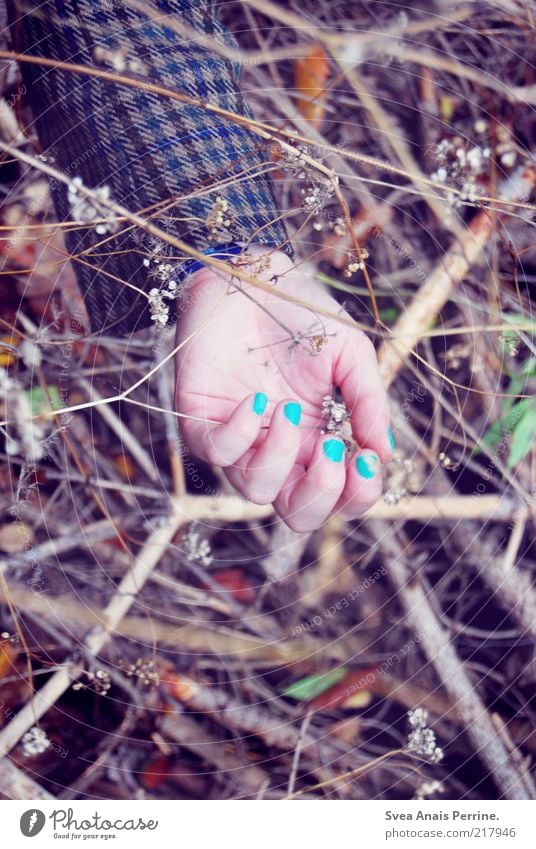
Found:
7,0 -> 292,334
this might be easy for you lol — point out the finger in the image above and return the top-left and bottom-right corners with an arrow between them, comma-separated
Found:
225,399 -> 303,505
334,332 -> 394,462
337,450 -> 383,518
274,436 -> 346,533
183,392 -> 268,467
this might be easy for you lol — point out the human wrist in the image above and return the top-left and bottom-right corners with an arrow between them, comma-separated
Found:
185,242 -> 293,292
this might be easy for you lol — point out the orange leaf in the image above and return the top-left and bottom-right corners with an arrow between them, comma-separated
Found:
294,43 -> 329,127
102,534 -> 128,551
140,754 -> 174,790
203,568 -> 256,604
0,351 -> 16,368
0,333 -> 20,367
112,452 -> 136,482
0,641 -> 17,679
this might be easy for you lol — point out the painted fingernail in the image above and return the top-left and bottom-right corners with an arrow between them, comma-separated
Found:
323,439 -> 345,463
388,428 -> 396,450
356,453 -> 379,479
252,392 -> 268,415
284,402 -> 302,426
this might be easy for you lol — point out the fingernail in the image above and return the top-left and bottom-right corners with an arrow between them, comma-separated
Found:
323,439 -> 345,463
356,453 -> 379,479
284,402 -> 302,426
388,428 -> 396,450
252,392 -> 268,415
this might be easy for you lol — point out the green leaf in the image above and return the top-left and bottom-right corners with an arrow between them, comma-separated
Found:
378,307 -> 399,322
503,399 -> 533,433
482,420 -> 503,451
480,398 -> 532,454
508,402 -> 536,469
282,667 -> 348,701
521,357 -> 536,378
501,313 -> 535,334
28,386 -> 62,416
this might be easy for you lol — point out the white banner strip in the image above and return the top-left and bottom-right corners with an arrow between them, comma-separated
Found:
2,800 -> 535,848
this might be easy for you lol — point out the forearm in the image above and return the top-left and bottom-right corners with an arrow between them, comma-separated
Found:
7,0 -> 291,334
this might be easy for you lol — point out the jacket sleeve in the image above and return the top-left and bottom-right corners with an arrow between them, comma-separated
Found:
7,0 -> 291,334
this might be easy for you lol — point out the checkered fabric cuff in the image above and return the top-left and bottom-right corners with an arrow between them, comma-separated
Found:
8,0 -> 292,335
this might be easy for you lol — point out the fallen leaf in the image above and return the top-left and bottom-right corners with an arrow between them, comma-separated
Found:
140,754 -> 174,790
341,690 -> 372,709
0,640 -> 17,679
282,667 -> 348,701
112,452 -> 136,482
0,332 -> 20,367
307,668 -> 376,712
202,568 -> 256,604
294,43 -> 329,127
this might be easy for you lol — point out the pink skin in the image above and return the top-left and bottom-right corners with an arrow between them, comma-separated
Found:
175,245 -> 392,532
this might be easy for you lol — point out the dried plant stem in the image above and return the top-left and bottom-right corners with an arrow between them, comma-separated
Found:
240,0 -> 535,106
0,759 -> 55,800
284,749 -> 404,799
0,508 -> 181,759
0,493 -> 272,761
331,62 -> 463,238
0,52 -> 534,215
380,44 -> 536,106
156,361 -> 185,497
164,671 -> 368,788
0,143 -> 533,434
262,518 -> 311,581
0,517 -> 131,576
287,710 -> 313,796
475,510 -> 536,642
502,510 -> 528,573
371,519 -> 536,800
367,493 -> 514,522
0,494 -> 518,586
378,208 -> 496,386
0,581 -> 357,664
160,713 -> 270,798
77,377 -> 159,483
0,496 -> 273,580
378,164 -> 536,387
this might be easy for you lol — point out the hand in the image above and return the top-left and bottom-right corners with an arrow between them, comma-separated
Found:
175,245 -> 393,532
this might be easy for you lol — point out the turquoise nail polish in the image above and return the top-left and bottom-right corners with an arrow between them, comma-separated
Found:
284,402 -> 302,426
323,439 -> 344,463
388,428 -> 396,450
356,453 -> 379,479
253,392 -> 268,415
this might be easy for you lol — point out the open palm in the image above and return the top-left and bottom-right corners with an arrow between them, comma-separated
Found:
175,246 -> 393,532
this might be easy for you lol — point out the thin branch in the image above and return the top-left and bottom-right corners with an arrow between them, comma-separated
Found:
0,759 -> 55,800
0,51 -> 534,214
371,518 -> 536,800
0,496 -> 189,760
